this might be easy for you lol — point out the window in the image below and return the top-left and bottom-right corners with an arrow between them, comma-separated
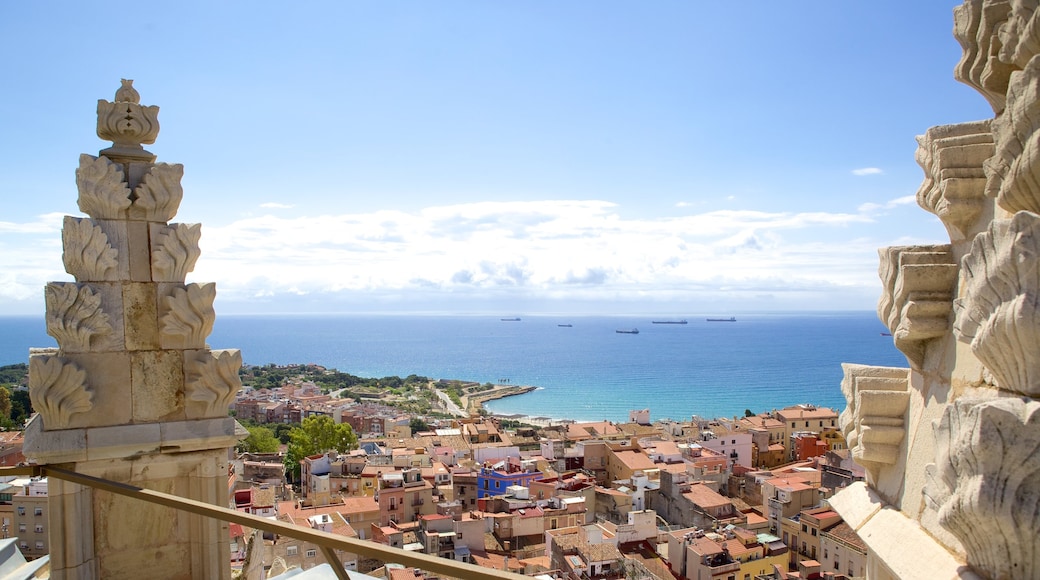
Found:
811,528 -> 817,536
34,541 -> 43,551
16,507 -> 24,516
286,546 -> 298,556
306,549 -> 317,558
732,439 -> 736,444
824,548 -> 829,560
34,524 -> 43,533
17,524 -> 25,533
801,524 -> 807,533
18,542 -> 26,550
33,507 -> 42,516
805,421 -> 809,427
389,498 -> 397,510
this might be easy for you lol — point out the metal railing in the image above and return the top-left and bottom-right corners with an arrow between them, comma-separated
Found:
1,465 -> 529,580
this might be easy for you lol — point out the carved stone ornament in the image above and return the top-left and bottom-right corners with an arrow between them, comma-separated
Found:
987,53 -> 1040,214
61,216 -> 118,281
152,223 -> 202,282
28,354 -> 94,430
839,364 -> 911,484
954,212 -> 1040,395
160,283 -> 216,349
96,79 -> 160,162
44,283 -> 113,352
999,0 -> 1040,69
131,163 -> 184,222
877,245 -> 959,368
185,349 -> 242,418
75,154 -> 132,220
924,397 -> 1040,580
954,0 -> 1016,113
915,121 -> 993,241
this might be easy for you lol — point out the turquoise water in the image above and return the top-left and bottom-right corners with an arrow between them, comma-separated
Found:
0,312 -> 906,422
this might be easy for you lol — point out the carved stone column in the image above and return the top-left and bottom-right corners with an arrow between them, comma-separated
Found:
24,81 -> 244,580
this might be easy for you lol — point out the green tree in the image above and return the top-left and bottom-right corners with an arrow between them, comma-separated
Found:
0,388 -> 11,420
284,415 -> 357,481
409,417 -> 431,433
239,425 -> 280,453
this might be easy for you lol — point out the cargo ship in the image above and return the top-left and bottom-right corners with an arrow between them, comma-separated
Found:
706,317 -> 737,322
616,328 -> 640,334
652,319 -> 687,324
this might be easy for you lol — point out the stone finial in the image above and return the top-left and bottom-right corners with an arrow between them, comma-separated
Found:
877,245 -> 959,369
914,120 -> 993,241
924,397 -> 1040,579
96,79 -> 160,163
954,212 -> 1040,395
839,364 -> 911,485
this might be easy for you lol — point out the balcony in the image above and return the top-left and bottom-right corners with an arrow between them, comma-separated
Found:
3,465 -> 528,580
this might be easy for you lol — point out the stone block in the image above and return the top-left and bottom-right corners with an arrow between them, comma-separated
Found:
21,415 -> 87,463
159,418 -> 243,454
85,423 -> 162,462
126,219 -> 152,282
125,161 -> 152,195
90,218 -> 132,280
60,350 -> 133,430
131,350 -> 185,422
122,282 -> 159,350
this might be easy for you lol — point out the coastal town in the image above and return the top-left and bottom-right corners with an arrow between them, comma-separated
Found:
0,362 -> 864,579
231,365 -> 865,579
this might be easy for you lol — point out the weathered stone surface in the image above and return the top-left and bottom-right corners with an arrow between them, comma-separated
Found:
953,0 -> 1015,113
151,222 -> 201,282
62,216 -> 119,281
159,283 -> 216,350
27,352 -> 93,430
954,212 -> 1040,395
75,154 -> 131,220
131,163 -> 184,222
877,245 -> 958,369
44,282 -> 117,353
924,397 -> 1040,579
130,350 -> 185,423
183,349 -> 241,420
915,121 -> 993,241
839,364 -> 910,488
121,282 -> 159,351
96,79 -> 159,164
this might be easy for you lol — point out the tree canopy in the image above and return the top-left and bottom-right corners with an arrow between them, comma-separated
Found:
238,425 -> 280,454
283,415 -> 357,480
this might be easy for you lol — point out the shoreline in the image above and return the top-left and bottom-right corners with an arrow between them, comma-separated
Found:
460,384 -> 537,415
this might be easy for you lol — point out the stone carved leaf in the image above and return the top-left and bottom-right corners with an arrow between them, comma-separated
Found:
954,213 -> 1040,395
62,216 -> 118,281
991,56 -> 1040,214
152,223 -> 202,282
185,349 -> 242,417
160,283 -> 216,349
924,397 -> 1040,580
75,154 -> 131,220
133,163 -> 184,222
44,283 -> 113,352
28,355 -> 94,430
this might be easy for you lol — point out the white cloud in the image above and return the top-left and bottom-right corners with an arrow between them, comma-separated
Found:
858,195 -> 917,213
852,167 -> 884,176
0,199 -> 919,315
259,202 -> 295,209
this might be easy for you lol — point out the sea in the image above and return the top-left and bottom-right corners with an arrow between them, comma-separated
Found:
0,312 -> 907,424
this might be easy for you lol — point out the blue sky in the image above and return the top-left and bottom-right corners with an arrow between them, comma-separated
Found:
0,1 -> 993,316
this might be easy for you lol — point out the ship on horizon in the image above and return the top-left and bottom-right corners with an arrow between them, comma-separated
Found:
706,317 -> 737,322
616,328 -> 640,334
652,319 -> 688,324
500,317 -> 522,322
